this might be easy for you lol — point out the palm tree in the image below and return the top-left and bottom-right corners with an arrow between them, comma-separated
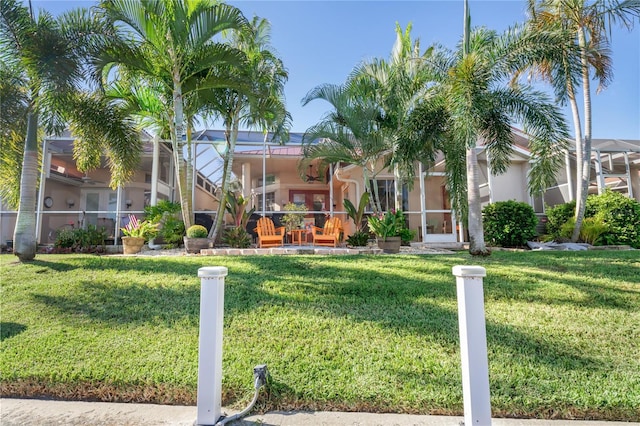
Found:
401,1 -> 570,255
300,81 -> 389,213
525,0 -> 640,242
0,0 -> 140,261
204,16 -> 290,243
351,23 -> 434,210
97,0 -> 248,228
301,24 -> 435,213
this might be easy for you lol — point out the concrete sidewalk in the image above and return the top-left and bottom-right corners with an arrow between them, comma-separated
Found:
2,398 -> 638,426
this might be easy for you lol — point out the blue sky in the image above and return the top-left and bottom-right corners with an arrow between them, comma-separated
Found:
32,0 -> 640,139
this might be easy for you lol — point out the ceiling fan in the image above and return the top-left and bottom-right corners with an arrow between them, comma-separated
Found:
305,165 -> 322,183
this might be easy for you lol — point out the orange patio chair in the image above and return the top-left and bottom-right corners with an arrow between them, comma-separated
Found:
254,217 -> 285,248
311,217 -> 343,248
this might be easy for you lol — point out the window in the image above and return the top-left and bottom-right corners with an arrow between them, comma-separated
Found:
257,175 -> 276,186
257,192 -> 275,212
369,180 -> 408,211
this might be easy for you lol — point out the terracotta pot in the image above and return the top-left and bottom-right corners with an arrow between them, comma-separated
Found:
122,236 -> 145,254
377,236 -> 401,254
184,237 -> 210,254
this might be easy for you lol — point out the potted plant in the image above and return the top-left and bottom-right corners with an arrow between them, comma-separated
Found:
184,224 -> 210,254
121,214 -> 158,254
368,209 -> 405,253
344,192 -> 371,247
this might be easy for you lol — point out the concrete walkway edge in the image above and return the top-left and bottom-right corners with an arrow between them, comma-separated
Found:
2,398 -> 639,426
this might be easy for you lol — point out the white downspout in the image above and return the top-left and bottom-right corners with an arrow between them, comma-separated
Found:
334,166 -> 361,202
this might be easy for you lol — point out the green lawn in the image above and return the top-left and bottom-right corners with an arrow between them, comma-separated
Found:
1,251 -> 639,420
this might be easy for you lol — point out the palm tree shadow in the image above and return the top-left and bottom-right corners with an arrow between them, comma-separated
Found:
1,322 -> 27,341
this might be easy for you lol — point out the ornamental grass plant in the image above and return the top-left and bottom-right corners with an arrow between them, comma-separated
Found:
1,251 -> 638,420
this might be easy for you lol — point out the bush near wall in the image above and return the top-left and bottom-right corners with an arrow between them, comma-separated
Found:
482,200 -> 538,247
546,191 -> 640,248
585,191 -> 640,248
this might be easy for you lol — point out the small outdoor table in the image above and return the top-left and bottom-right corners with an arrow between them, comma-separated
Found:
289,229 -> 308,245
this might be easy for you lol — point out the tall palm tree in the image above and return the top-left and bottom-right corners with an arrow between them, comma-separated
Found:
300,80 -> 389,213
353,23 -> 435,210
401,1 -> 570,255
97,0 -> 248,228
0,0 -> 140,261
204,16 -> 290,243
301,24 -> 436,213
525,0 -> 640,242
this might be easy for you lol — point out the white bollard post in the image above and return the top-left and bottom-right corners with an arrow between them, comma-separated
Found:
452,265 -> 492,426
196,266 -> 228,426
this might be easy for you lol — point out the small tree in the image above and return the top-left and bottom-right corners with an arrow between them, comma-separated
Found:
281,202 -> 308,233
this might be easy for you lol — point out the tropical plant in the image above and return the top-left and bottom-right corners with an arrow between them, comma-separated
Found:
206,16 -> 290,243
222,226 -> 252,248
301,24 -> 435,213
299,81 -> 389,213
368,209 -> 406,240
225,192 -> 256,229
186,224 -> 209,239
399,1 -> 570,255
345,231 -> 370,247
343,192 -> 371,233
121,214 -> 158,241
1,0 -> 140,261
525,0 -> 640,242
281,202 -> 308,233
97,0 -> 249,229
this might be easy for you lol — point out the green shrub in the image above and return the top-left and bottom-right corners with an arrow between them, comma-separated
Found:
186,225 -> 208,238
144,201 -> 185,244
222,226 -> 252,248
579,217 -> 609,245
545,201 -> 575,237
585,190 -> 640,248
482,200 -> 537,247
54,225 -> 106,252
398,228 -> 416,245
346,230 -> 370,247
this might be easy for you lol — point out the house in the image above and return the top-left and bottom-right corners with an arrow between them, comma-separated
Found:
1,128 -> 638,248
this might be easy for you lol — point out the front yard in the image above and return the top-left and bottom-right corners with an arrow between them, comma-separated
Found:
0,251 -> 638,420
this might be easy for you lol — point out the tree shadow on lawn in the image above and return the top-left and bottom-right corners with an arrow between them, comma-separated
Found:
1,322 -> 27,341
481,252 -> 640,311
29,255 -> 603,374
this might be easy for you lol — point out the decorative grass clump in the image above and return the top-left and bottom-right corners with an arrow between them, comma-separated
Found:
1,251 -> 638,420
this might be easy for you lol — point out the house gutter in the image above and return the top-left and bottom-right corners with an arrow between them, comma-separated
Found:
333,165 -> 361,202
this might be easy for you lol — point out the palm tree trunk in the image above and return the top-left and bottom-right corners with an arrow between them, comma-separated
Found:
572,27 -> 592,243
172,79 -> 193,229
466,146 -> 489,255
13,111 -> 39,261
209,112 -> 240,243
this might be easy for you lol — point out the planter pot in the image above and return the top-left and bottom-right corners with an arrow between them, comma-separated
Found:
122,236 -> 145,254
184,237 -> 210,254
377,236 -> 401,254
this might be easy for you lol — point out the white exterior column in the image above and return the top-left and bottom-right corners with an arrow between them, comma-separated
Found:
196,266 -> 228,426
419,162 -> 427,242
565,150 -> 574,202
151,137 -> 160,206
452,265 -> 492,426
36,139 -> 49,243
485,149 -> 495,204
594,150 -> 605,194
242,162 -> 251,200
